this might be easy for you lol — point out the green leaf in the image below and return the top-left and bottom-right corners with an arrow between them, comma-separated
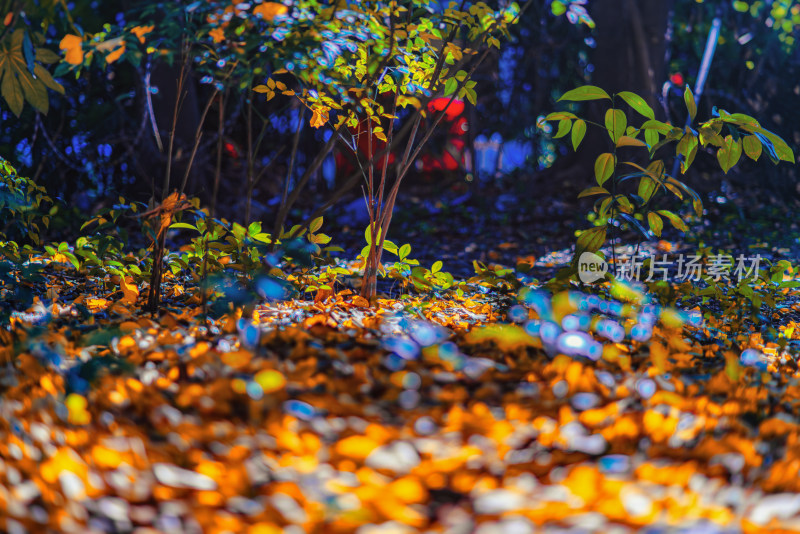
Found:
716,135 -> 742,173
617,91 -> 654,119
399,243 -> 411,260
169,222 -> 198,232
657,210 -> 688,232
638,176 -> 658,202
432,260 -> 442,273
752,126 -> 795,163
541,111 -> 577,122
640,119 -> 677,134
742,135 -> 762,161
594,153 -> 616,186
558,85 -> 611,102
576,225 -> 607,256
248,221 -> 262,235
647,212 -> 663,237
644,128 -> 659,148
604,108 -> 626,143
465,87 -> 477,105
577,186 -> 609,199
699,125 -> 724,147
444,78 -> 457,96
684,86 -> 696,122
571,119 -> 586,151
35,48 -> 60,64
676,132 -> 699,173
364,224 -> 381,245
33,64 -> 64,95
382,239 -> 398,254
309,216 -> 323,233
553,118 -> 571,138
1,66 -> 24,117
309,233 -> 332,244
17,68 -> 48,114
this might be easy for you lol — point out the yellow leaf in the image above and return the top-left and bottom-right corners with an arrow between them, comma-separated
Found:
105,44 -> 126,65
253,85 -> 270,93
310,109 -> 327,128
59,34 -> 84,65
120,276 -> 139,305
131,25 -> 155,44
253,2 -> 289,21
208,27 -> 225,44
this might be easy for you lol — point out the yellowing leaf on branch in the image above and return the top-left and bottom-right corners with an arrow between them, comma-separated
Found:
253,2 -> 288,20
59,34 -> 84,65
131,25 -> 155,44
105,44 -> 126,64
310,109 -> 328,128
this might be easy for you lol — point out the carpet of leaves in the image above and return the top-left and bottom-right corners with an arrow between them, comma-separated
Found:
3,250 -> 800,534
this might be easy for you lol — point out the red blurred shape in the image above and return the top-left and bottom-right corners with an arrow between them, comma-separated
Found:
427,98 -> 464,121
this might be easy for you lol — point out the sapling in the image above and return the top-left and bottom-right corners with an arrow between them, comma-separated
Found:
540,85 -> 794,281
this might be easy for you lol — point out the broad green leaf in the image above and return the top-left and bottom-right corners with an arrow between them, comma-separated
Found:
1,67 -> 23,117
248,221 -> 262,235
16,67 -> 48,114
558,85 -> 611,102
36,48 -> 60,64
617,91 -> 654,119
604,108 -> 626,143
382,239 -> 398,254
594,153 -> 616,186
698,125 -> 724,146
752,126 -> 795,163
742,135 -> 762,161
444,78 -> 457,96
33,64 -> 64,95
684,86 -> 696,121
676,132 -> 699,173
464,87 -> 477,105
577,186 -> 610,199
571,119 -> 586,151
309,216 -> 323,233
716,135 -> 742,173
432,260 -> 442,273
646,159 -> 665,179
399,243 -> 411,260
598,196 -> 614,218
647,212 -> 663,237
553,118 -> 571,138
644,128 -> 659,148
309,233 -> 332,244
638,176 -> 658,202
657,210 -> 688,232
576,225 -> 607,255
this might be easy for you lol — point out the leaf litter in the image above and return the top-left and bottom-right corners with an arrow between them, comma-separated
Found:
2,251 -> 800,533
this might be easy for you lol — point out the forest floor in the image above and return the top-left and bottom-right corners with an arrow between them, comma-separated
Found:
4,178 -> 800,533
